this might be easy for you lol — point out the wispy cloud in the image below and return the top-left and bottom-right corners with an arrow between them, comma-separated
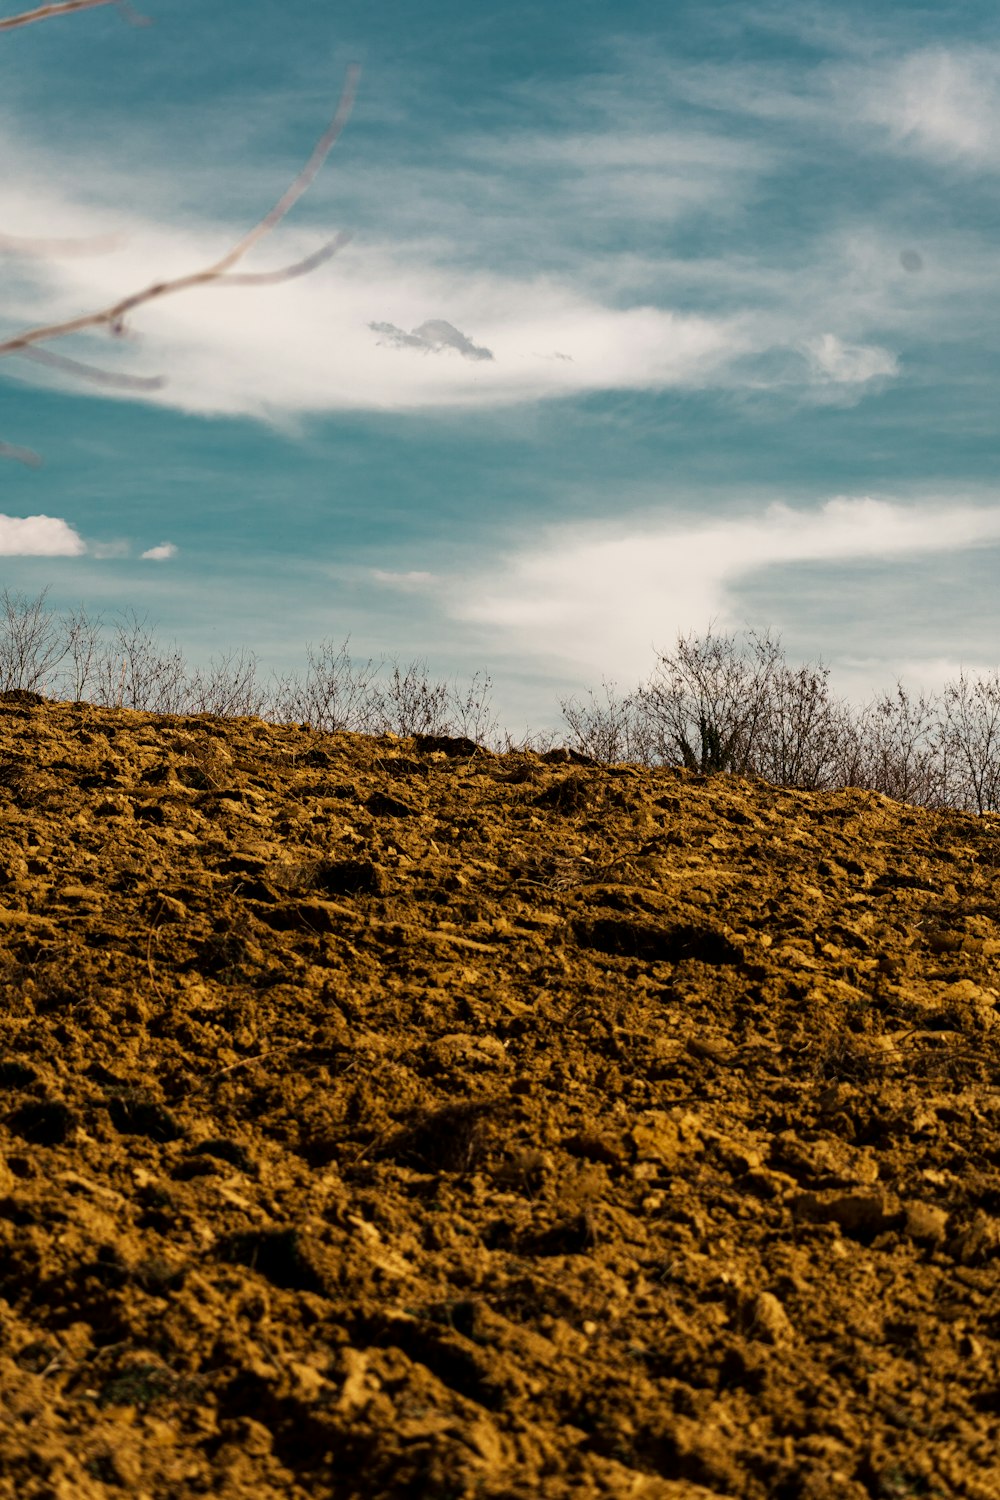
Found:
451,496 -> 1000,684
848,47 -> 1000,166
372,568 -> 438,588
804,332 -> 898,386
140,541 -> 178,561
0,512 -> 85,555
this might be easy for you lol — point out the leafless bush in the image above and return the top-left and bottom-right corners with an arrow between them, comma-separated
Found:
10,585 -> 1000,813
560,680 -> 657,764
362,661 -> 502,744
938,670 -> 1000,814
57,605 -> 104,701
269,638 -> 380,732
633,625 -> 794,774
366,659 -> 453,737
839,683 -> 950,808
501,727 -> 561,754
0,587 -> 69,692
751,653 -> 845,790
446,671 -> 500,746
91,609 -> 188,712
560,624 -> 1000,813
186,649 -> 266,719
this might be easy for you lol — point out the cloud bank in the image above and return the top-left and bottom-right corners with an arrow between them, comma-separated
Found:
450,496 -> 1000,682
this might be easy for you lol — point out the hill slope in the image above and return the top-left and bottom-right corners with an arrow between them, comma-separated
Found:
0,696 -> 998,1499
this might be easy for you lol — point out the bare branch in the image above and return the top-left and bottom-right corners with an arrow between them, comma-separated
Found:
19,344 -> 166,390
0,0 -> 119,32
0,63 -> 360,362
215,63 -> 360,273
218,229 -> 351,286
0,53 -> 360,459
0,439 -> 41,466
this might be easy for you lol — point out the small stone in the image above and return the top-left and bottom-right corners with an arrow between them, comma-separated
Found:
948,1211 -> 1000,1266
903,1201 -> 949,1247
741,1290 -> 793,1344
685,1036 -> 734,1066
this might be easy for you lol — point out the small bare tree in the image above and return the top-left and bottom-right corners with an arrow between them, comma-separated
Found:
938,670 -> 1000,814
752,653 -> 844,790
0,586 -> 69,691
637,624 -> 788,774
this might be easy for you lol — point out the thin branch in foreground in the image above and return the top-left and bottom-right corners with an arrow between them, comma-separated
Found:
18,344 -> 166,390
0,62 -> 361,363
0,440 -> 41,466
218,229 -> 352,286
0,0 -> 115,31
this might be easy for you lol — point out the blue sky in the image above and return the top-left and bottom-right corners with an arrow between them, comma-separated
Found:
3,0 -> 1000,730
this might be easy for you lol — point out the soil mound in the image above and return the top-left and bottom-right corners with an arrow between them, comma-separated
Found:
0,699 -> 998,1499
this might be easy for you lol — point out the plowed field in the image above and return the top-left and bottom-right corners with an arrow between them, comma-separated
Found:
0,694 -> 998,1499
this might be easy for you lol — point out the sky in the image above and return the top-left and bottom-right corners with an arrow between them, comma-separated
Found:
3,0 -> 1000,732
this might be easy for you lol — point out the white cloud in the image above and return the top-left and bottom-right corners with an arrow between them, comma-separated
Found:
0,109 -> 900,420
804,333 -> 898,385
8,227 -> 746,414
141,541 -> 178,561
0,513 -> 86,556
854,48 -> 1000,165
451,495 -> 1000,684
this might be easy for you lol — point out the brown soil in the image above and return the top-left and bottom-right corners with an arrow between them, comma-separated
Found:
0,694 -> 998,1500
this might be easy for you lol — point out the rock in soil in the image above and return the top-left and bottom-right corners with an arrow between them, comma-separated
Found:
0,699 -> 999,1499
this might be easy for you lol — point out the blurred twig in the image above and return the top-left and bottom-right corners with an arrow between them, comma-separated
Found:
0,63 -> 359,363
0,39 -> 360,456
0,0 -> 138,32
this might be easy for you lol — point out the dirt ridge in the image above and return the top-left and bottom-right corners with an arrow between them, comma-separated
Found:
0,698 -> 998,1499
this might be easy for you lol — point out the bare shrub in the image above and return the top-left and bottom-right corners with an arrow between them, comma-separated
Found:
938,670 -> 1000,814
186,649 -> 265,719
92,609 -> 188,712
839,683 -> 950,808
636,625 -> 795,774
561,680 -> 656,764
269,638 -> 379,732
501,726 -> 562,755
366,659 -> 453,737
361,662 -> 493,743
439,671 -> 498,747
0,587 -> 68,693
751,653 -> 845,790
57,605 -> 104,701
